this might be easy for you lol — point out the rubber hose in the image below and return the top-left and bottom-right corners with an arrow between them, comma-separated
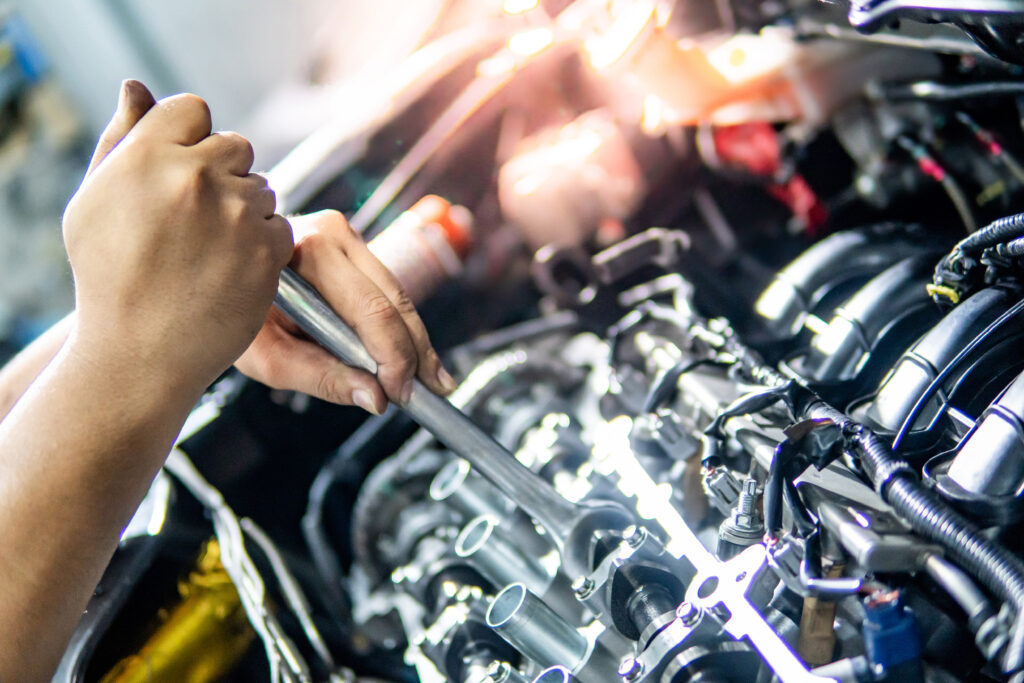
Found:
992,237 -> 1024,259
803,400 -> 1024,673
958,212 -> 1024,255
855,429 -> 1024,675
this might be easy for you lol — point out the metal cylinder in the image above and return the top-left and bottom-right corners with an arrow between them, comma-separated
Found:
486,583 -> 588,669
532,666 -> 576,683
456,516 -> 550,593
431,460 -> 512,520
486,661 -> 532,683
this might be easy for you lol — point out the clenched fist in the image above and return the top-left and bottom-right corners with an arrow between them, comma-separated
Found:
63,86 -> 293,397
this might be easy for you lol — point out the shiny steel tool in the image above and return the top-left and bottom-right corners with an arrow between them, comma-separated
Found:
274,267 -> 629,573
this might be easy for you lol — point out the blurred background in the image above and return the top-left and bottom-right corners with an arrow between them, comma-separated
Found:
0,0 -> 464,364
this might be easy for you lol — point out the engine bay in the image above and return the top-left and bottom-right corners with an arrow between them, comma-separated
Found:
59,2 -> 1024,682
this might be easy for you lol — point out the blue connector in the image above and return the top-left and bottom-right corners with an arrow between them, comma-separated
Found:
862,590 -> 923,682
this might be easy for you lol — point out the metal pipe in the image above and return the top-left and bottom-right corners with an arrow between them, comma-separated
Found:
275,268 -> 581,546
924,554 -> 992,627
486,583 -> 588,670
532,667 -> 576,683
430,460 -> 512,520
456,516 -> 550,593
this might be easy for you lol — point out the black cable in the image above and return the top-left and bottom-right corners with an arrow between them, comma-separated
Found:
642,358 -> 728,413
808,401 -> 1024,677
799,530 -> 863,598
704,384 -> 793,443
881,81 -> 1024,103
764,442 -> 793,540
784,476 -> 817,539
958,212 -> 1024,255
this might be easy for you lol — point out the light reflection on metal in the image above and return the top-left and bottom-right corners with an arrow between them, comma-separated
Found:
504,0 -> 540,16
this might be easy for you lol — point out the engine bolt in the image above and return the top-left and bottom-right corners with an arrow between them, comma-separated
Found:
487,661 -> 513,681
618,657 -> 643,680
676,601 -> 699,625
572,576 -> 595,599
624,525 -> 647,548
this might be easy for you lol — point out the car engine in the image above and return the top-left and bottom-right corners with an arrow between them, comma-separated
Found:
57,2 -> 1024,682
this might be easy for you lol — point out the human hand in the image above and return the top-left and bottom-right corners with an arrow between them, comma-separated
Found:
234,210 -> 457,414
62,85 -> 294,398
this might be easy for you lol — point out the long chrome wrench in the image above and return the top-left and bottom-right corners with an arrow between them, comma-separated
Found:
275,267 -> 580,544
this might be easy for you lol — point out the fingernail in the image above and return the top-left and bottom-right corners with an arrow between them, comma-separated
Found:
400,379 -> 413,405
438,366 -> 457,393
352,389 -> 380,415
117,80 -> 129,111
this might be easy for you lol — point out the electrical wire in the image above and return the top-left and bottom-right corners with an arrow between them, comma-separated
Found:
881,80 -> 1024,103
955,111 -> 1024,187
642,358 -> 729,413
242,518 -> 343,677
895,135 -> 977,234
164,449 -> 311,683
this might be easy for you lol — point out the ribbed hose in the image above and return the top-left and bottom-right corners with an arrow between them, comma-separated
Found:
854,428 -> 1024,675
801,401 -> 1024,673
993,237 -> 1024,259
957,212 -> 1024,255
695,314 -> 1024,670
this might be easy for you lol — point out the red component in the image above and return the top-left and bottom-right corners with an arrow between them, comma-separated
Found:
918,157 -> 946,183
408,195 -> 472,258
712,122 -> 781,176
368,195 -> 473,304
768,176 -> 829,236
712,123 -> 829,235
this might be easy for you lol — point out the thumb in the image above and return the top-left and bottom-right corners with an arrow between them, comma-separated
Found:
86,79 -> 156,176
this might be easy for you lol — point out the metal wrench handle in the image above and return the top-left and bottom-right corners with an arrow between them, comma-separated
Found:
275,267 -> 580,543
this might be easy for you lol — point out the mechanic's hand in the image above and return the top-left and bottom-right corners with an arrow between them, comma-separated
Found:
63,85 -> 294,398
234,210 -> 457,414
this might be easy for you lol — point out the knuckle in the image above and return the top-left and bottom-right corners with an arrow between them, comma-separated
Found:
317,209 -> 345,223
257,350 -> 283,385
178,93 -> 212,123
225,132 -> 254,161
391,289 -> 418,318
315,372 -> 343,402
261,187 -> 278,212
318,209 -> 356,241
360,294 -> 399,325
297,229 -> 325,252
254,221 -> 293,266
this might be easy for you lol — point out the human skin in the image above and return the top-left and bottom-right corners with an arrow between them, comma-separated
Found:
0,83 -> 455,421
0,80 -> 453,680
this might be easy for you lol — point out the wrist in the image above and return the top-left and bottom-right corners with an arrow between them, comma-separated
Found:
63,323 -> 207,419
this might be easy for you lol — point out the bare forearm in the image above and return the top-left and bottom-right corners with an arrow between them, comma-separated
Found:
0,331 -> 201,681
0,313 -> 73,420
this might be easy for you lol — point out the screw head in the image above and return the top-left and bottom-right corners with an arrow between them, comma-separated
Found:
618,657 -> 642,680
487,661 -> 511,682
676,601 -> 699,625
572,576 -> 595,599
623,525 -> 647,548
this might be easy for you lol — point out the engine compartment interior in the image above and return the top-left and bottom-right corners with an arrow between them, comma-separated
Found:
55,2 -> 1024,682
